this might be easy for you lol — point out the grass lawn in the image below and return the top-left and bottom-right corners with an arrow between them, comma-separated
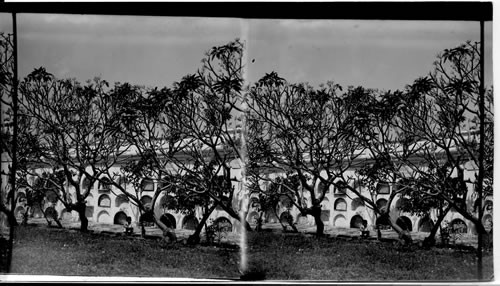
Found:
8,225 -> 494,281
10,226 -> 240,279
246,231 -> 494,281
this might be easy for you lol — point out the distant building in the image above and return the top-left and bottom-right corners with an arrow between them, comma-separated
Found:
249,159 -> 492,237
11,134 -> 492,239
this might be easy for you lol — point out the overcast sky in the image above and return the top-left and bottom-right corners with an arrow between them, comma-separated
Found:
0,13 -> 493,91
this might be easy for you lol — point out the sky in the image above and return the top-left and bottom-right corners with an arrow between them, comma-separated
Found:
247,19 -> 493,90
0,13 -> 493,92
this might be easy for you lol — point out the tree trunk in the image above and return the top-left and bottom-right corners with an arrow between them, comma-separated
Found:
78,209 -> 88,232
218,202 -> 253,232
313,214 -> 324,237
138,208 -> 146,237
448,200 -> 487,235
473,219 -> 487,235
310,206 -> 324,237
188,205 -> 216,245
54,218 -> 63,228
374,214 -> 382,240
0,204 -> 18,227
255,212 -> 263,232
386,214 -> 412,245
21,206 -> 30,226
152,214 -> 177,243
44,204 -> 63,229
424,206 -> 451,247
274,209 -> 287,232
73,203 -> 88,232
282,211 -> 298,233
39,204 -> 52,227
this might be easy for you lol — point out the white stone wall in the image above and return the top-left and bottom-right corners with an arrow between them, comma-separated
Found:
19,158 -> 490,237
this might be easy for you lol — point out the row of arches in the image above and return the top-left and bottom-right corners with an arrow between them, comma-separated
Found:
97,211 -> 223,230
81,176 -> 165,193
282,197 -> 391,213
15,200 -> 489,235
30,175 -> 198,199
13,204 -> 211,230
247,210 -> 408,230
333,197 -> 388,212
86,194 -> 132,208
91,194 -> 157,209
30,175 -> 155,194
343,215 -> 474,233
113,211 -> 233,232
274,193 -> 493,230
317,181 -> 391,194
337,214 -> 415,231
249,208 -> 476,234
14,205 -> 71,221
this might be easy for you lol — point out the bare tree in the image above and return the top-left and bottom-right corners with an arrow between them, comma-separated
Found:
159,39 -> 251,235
100,40 -> 251,244
247,73 -> 375,236
19,69 -> 130,232
382,41 -> 493,244
331,42 -> 493,245
0,32 -> 18,228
